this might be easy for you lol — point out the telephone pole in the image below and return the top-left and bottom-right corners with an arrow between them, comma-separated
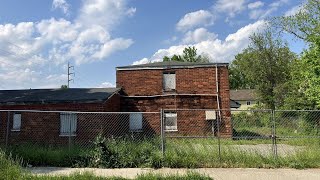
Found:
67,62 -> 74,88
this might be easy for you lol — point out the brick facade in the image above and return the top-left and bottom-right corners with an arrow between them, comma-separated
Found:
0,94 -> 121,145
117,65 -> 232,137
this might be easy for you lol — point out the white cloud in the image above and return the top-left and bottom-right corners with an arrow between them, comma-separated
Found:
52,0 -> 70,15
134,20 -> 267,65
126,7 -> 137,17
97,81 -> 115,88
248,1 -> 264,9
182,28 -> 218,44
214,0 -> 246,17
133,58 -> 150,65
176,10 -> 215,32
76,0 -> 136,30
249,0 -> 289,19
270,0 -> 289,8
0,0 -> 135,89
285,5 -> 303,17
163,36 -> 178,44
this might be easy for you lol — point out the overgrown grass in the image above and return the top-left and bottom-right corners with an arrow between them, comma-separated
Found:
0,149 -> 25,180
5,135 -> 320,169
8,144 -> 89,167
24,172 -> 126,180
0,150 -> 212,179
164,138 -> 320,168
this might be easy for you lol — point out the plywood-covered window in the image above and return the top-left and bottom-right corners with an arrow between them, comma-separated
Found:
12,113 -> 21,131
129,113 -> 143,131
164,112 -> 177,131
60,113 -> 77,136
163,72 -> 176,91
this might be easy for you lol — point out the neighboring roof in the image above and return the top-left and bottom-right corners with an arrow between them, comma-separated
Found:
230,99 -> 241,109
117,61 -> 229,70
230,89 -> 257,101
0,88 -> 120,105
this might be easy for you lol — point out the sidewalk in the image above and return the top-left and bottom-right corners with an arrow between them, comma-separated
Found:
28,167 -> 320,180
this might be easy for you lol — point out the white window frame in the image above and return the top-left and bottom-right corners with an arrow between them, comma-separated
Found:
60,113 -> 77,136
163,72 -> 176,91
12,113 -> 21,131
164,112 -> 177,131
246,101 -> 251,105
129,113 -> 143,132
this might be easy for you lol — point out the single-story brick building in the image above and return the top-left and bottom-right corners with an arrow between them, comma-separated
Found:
0,88 -> 122,145
0,61 -> 233,146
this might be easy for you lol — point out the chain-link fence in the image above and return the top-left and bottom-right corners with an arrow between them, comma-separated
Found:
0,110 -> 161,149
0,109 -> 319,166
161,109 -> 320,163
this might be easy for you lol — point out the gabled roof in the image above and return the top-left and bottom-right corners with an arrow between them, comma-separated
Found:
117,61 -> 229,70
0,88 -> 120,105
230,89 -> 257,101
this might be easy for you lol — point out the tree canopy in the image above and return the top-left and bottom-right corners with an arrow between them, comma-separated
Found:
229,30 -> 296,109
273,0 -> 320,108
163,46 -> 209,63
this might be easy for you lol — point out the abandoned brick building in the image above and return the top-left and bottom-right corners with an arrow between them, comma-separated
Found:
0,61 -> 232,146
117,61 -> 232,137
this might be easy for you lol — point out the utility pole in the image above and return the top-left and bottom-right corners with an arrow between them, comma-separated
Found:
67,62 -> 74,88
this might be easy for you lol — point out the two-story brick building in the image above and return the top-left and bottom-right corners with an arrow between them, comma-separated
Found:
117,61 -> 232,137
0,61 -> 232,146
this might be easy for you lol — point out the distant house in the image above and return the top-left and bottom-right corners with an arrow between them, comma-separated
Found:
230,89 -> 258,110
0,61 -> 233,146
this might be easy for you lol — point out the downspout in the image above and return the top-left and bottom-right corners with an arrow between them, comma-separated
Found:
215,64 -> 222,162
215,64 -> 222,135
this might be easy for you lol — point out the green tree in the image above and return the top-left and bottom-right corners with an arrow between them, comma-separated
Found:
230,30 -> 296,109
273,0 -> 320,43
229,49 -> 256,89
61,85 -> 68,89
273,0 -> 320,108
163,46 -> 209,63
281,59 -> 316,109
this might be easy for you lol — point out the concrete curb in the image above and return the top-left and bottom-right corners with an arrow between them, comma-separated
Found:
28,167 -> 320,180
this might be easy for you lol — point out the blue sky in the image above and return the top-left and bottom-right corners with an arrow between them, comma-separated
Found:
0,0 -> 305,89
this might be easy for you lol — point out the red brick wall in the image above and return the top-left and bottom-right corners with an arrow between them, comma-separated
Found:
0,94 -> 121,146
117,66 -> 232,137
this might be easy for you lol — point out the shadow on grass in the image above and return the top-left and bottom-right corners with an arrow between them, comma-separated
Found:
233,129 -> 270,140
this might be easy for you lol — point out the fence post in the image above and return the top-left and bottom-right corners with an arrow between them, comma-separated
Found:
68,113 -> 72,151
272,110 -> 277,158
217,110 -> 221,163
160,109 -> 165,156
5,111 -> 10,149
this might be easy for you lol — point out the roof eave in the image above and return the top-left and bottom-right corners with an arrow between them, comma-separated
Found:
116,63 -> 229,71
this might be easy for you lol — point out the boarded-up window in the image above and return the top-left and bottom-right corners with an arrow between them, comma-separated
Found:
163,72 -> 176,90
129,113 -> 143,131
165,112 -> 177,131
60,113 -> 77,136
12,113 -> 21,131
